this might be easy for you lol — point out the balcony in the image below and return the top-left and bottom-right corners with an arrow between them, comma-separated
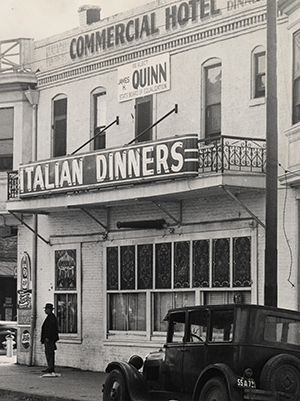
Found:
6,135 -> 266,213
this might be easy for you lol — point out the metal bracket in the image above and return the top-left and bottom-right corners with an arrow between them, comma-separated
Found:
80,208 -> 108,232
9,212 -> 50,245
222,186 -> 266,229
152,201 -> 181,226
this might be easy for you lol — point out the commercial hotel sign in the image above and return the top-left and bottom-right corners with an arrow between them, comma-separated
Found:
69,0 -> 263,61
19,135 -> 198,198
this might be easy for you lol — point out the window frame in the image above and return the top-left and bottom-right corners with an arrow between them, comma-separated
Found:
105,228 -> 256,343
251,46 -> 266,100
293,29 -> 300,125
0,107 -> 14,171
91,87 -> 107,150
135,95 -> 153,143
52,243 -> 82,343
202,58 -> 222,139
52,94 -> 67,158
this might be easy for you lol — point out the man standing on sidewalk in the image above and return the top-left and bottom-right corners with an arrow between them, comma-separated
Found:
41,303 -> 59,375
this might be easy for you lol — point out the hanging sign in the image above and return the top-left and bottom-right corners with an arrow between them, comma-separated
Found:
19,134 -> 198,198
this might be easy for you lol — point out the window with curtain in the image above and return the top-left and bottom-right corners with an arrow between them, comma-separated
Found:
204,60 -> 222,138
106,234 -> 252,338
54,247 -> 80,336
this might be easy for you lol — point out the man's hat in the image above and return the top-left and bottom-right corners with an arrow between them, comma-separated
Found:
44,303 -> 54,310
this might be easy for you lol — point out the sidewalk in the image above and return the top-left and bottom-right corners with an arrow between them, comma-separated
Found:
0,355 -> 107,400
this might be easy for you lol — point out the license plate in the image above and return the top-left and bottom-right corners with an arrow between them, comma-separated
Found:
237,377 -> 256,389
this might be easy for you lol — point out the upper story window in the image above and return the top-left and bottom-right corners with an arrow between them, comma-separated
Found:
252,46 -> 266,99
135,95 -> 153,143
293,30 -> 300,124
204,59 -> 222,139
52,95 -> 67,157
0,107 -> 13,171
92,87 -> 106,150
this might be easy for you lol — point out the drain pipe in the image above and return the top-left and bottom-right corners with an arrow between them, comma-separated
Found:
24,88 -> 39,366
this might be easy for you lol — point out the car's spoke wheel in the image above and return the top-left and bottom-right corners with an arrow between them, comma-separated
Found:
199,377 -> 229,401
260,354 -> 300,394
103,369 -> 129,401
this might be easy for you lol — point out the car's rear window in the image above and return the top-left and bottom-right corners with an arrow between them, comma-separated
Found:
264,315 -> 300,345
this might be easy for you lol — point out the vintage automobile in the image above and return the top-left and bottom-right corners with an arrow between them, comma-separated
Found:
103,304 -> 300,401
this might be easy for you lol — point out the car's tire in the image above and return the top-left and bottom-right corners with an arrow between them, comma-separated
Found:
199,377 -> 229,401
260,354 -> 300,394
103,369 -> 130,401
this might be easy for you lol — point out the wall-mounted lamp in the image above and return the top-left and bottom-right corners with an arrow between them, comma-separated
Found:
24,87 -> 40,106
117,219 -> 166,230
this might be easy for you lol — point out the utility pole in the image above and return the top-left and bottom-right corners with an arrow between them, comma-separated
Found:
264,0 -> 278,307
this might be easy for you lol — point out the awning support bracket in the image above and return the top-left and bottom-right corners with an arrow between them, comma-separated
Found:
71,117 -> 119,155
9,212 -> 50,245
152,200 -> 181,226
126,104 -> 178,146
222,186 -> 266,229
80,208 -> 108,231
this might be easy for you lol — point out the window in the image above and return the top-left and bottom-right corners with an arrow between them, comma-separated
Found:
167,312 -> 186,343
52,95 -> 67,157
135,95 -> 153,142
204,59 -> 221,138
92,87 -> 106,150
188,309 -> 208,342
293,30 -> 300,124
54,245 -> 81,339
106,233 -> 252,339
209,309 -> 234,342
0,107 -> 13,171
264,316 -> 300,345
252,46 -> 266,99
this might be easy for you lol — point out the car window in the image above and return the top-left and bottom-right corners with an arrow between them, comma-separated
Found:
264,315 -> 300,345
209,310 -> 234,342
167,312 -> 186,343
188,310 -> 207,342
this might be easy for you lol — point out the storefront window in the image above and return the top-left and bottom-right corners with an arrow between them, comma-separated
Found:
109,293 -> 146,331
54,248 -> 79,336
106,234 -> 252,338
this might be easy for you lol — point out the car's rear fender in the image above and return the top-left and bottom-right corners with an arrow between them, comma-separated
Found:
192,363 -> 242,401
106,361 -> 151,401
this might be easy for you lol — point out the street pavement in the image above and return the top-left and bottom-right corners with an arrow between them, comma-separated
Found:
0,354 -> 107,400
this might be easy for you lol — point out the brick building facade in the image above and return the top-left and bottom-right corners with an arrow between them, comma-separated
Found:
1,0 -> 300,371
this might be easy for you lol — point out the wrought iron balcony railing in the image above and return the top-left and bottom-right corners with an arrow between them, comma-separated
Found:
7,135 -> 266,200
199,135 -> 266,174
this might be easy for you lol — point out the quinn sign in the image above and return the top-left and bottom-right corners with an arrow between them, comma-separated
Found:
118,54 -> 170,102
19,135 -> 198,198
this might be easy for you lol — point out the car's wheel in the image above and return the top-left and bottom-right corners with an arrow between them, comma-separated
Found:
199,377 -> 229,401
103,369 -> 130,401
260,354 -> 300,394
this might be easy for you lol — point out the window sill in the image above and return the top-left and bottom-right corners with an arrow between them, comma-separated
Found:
249,97 -> 265,107
58,336 -> 82,344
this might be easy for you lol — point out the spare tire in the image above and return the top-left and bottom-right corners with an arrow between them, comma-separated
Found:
260,354 -> 300,394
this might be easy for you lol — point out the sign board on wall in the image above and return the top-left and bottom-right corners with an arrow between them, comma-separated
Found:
19,135 -> 198,198
118,54 -> 170,102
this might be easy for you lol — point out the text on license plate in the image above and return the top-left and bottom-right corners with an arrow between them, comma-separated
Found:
237,377 -> 256,388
